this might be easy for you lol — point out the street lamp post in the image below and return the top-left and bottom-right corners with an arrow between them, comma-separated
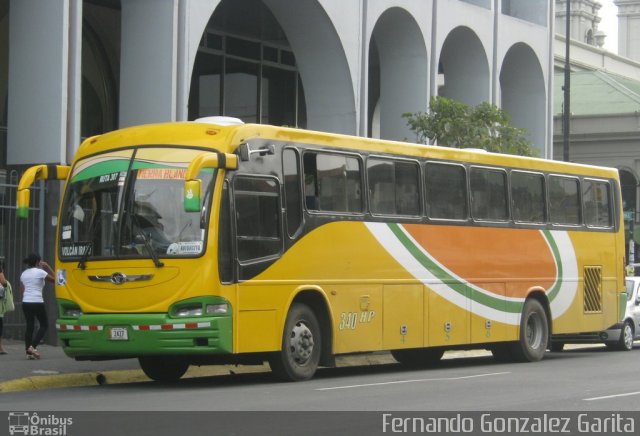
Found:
563,0 -> 571,162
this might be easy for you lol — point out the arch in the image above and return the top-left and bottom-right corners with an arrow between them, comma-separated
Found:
585,28 -> 594,45
263,0 -> 355,134
369,7 -> 428,141
81,20 -> 118,137
189,0 -> 356,135
189,0 -> 307,127
438,26 -> 490,106
500,42 -> 546,154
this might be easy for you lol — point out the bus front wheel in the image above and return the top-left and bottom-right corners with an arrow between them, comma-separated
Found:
139,356 -> 189,382
269,303 -> 321,381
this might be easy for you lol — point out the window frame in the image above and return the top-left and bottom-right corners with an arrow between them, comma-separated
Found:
510,170 -> 547,226
469,165 -> 510,223
424,161 -> 469,222
548,174 -> 583,227
232,174 -> 284,265
282,147 -> 304,238
301,149 -> 365,217
366,155 -> 423,218
582,177 -> 614,229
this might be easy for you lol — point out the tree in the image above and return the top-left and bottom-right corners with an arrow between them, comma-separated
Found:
402,96 -> 536,157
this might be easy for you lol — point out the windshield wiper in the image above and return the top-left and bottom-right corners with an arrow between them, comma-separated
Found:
131,215 -> 164,268
78,217 -> 101,270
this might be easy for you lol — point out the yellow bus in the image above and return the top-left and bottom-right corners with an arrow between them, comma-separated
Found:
17,117 -> 626,381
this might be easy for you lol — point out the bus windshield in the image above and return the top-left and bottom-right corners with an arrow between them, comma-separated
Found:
59,147 -> 215,262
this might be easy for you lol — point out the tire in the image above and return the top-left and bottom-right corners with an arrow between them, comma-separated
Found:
269,303 -> 321,381
139,356 -> 189,382
391,348 -> 444,367
509,298 -> 549,362
612,320 -> 634,351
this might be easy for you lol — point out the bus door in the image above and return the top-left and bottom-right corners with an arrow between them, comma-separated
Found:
232,174 -> 284,352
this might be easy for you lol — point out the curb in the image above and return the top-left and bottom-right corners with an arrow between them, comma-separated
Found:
0,365 -> 268,394
0,350 -> 487,393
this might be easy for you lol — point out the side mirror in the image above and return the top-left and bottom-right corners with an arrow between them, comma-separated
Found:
238,142 -> 275,161
17,164 -> 71,218
184,179 -> 202,213
183,152 -> 237,212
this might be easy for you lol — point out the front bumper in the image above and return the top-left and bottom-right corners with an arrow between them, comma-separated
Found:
56,313 -> 232,359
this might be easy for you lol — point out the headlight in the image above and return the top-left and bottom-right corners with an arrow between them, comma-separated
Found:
206,303 -> 229,314
175,306 -> 204,317
64,308 -> 83,318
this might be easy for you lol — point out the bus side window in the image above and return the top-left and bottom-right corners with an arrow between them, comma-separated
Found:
368,158 -> 420,216
583,179 -> 612,227
303,153 -> 319,210
283,149 -> 303,236
511,171 -> 546,223
470,167 -> 508,221
549,175 -> 581,225
303,151 -> 362,213
426,162 -> 468,220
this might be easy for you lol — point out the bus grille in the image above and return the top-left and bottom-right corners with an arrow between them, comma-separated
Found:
583,266 -> 603,313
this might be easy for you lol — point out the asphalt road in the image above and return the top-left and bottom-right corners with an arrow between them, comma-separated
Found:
2,345 -> 640,435
1,345 -> 638,412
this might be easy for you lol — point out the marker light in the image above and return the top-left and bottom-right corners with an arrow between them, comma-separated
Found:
206,303 -> 229,315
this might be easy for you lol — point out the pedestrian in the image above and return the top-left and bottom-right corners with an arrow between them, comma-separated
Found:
20,253 -> 54,360
0,261 -> 14,354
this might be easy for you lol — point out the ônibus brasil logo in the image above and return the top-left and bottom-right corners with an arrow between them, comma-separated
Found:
7,412 -> 73,435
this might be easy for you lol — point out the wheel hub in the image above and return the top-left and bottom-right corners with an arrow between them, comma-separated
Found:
624,324 -> 633,350
290,321 -> 314,364
526,313 -> 543,349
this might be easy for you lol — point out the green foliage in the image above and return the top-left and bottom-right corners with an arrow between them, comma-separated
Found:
402,97 -> 536,157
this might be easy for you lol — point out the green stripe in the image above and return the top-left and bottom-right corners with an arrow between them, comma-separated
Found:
542,230 -> 563,303
388,223 -> 524,313
72,159 -> 131,182
131,161 -> 179,170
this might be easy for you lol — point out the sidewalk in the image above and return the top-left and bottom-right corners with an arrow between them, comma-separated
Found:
0,339 -> 144,392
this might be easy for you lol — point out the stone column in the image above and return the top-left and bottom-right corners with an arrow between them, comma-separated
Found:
7,0 -> 80,165
119,0 -> 179,127
616,0 -> 640,61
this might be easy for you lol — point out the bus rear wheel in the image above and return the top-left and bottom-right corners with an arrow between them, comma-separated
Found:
510,298 -> 549,362
139,356 -> 189,382
269,303 -> 321,381
391,348 -> 444,367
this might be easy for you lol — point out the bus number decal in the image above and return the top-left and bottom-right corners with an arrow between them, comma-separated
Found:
339,310 -> 376,330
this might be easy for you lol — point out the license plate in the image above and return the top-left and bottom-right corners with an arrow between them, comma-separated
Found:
109,327 -> 129,341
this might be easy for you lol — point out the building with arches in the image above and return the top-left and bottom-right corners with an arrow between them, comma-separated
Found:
0,1 -> 554,339
1,0 -> 554,164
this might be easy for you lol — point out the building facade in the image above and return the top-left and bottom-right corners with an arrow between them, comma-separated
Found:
553,0 -> 640,245
0,0 -> 554,340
